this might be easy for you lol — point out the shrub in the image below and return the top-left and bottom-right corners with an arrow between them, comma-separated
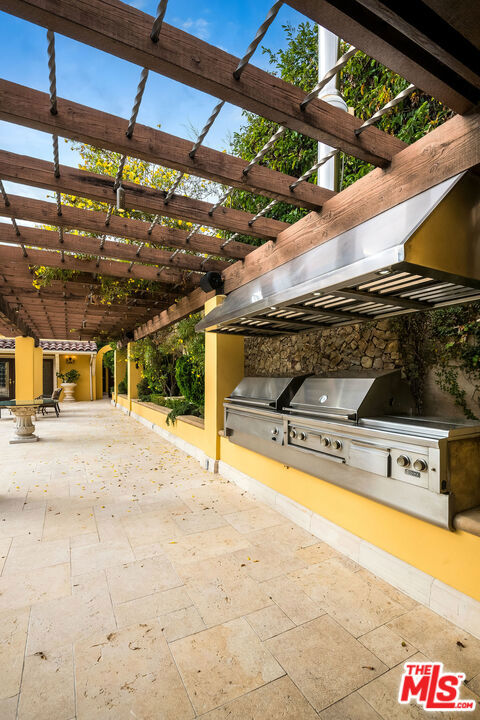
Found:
57,369 -> 80,384
137,377 -> 152,402
118,372 -> 127,395
162,397 -> 203,426
175,355 -> 204,407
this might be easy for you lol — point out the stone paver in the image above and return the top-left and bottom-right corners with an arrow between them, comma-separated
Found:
0,400 -> 478,718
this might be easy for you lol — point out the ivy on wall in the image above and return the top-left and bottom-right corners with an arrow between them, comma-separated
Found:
393,303 -> 480,419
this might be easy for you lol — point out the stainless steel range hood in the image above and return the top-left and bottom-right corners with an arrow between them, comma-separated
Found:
197,172 -> 480,336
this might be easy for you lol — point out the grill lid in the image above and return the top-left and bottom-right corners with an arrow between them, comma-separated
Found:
287,370 -> 414,421
227,376 -> 307,411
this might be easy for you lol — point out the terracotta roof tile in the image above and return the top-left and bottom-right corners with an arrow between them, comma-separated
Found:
0,338 -> 97,352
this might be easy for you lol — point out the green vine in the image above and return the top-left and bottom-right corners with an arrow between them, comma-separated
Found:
391,303 -> 480,418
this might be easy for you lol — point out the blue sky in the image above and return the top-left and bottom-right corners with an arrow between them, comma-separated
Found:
0,0 -> 309,206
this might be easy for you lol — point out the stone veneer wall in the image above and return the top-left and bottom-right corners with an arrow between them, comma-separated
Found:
244,319 -> 401,376
244,319 -> 478,419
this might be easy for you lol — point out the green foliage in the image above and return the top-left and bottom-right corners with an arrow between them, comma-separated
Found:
103,349 -> 115,374
175,355 -> 204,407
56,369 -> 81,384
129,336 -> 178,397
225,20 -> 454,243
392,304 -> 480,419
136,376 -> 152,402
390,314 -> 434,414
430,304 -> 480,419
163,398 -> 204,426
118,370 -> 128,395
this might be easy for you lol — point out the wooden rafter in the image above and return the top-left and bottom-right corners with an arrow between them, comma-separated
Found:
0,293 -> 39,342
0,243 -> 197,287
0,293 -> 38,341
0,0 -> 405,166
0,150 -> 288,241
0,79 -> 334,212
132,107 -> 480,339
1,194 -> 252,261
0,222 -> 230,274
287,0 -> 480,114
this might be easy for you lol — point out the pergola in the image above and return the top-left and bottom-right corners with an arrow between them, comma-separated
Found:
0,0 -> 478,344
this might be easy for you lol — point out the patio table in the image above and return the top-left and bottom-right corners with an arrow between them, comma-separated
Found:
0,399 -> 53,444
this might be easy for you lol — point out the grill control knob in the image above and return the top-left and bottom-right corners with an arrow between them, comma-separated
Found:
271,427 -> 279,436
397,454 -> 411,468
413,459 -> 428,472
332,439 -> 342,450
321,437 -> 331,447
298,431 -> 307,441
289,429 -> 297,439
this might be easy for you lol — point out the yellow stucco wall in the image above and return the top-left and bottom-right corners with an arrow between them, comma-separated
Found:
127,342 -> 143,408
15,336 -> 36,402
33,346 -> 43,398
204,295 -> 244,460
130,400 -> 206,451
57,354 -> 93,401
95,345 -> 111,400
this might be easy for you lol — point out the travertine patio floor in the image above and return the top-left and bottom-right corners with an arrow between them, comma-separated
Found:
1,400 -> 480,719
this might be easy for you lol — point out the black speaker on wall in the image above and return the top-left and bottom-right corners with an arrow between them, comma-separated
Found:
200,271 -> 224,294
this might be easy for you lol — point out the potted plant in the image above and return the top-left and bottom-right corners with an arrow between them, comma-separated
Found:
56,369 -> 80,402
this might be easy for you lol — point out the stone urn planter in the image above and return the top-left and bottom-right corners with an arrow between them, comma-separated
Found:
56,369 -> 80,403
61,382 -> 77,402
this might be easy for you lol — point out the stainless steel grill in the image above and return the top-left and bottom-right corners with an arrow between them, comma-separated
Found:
224,371 -> 480,529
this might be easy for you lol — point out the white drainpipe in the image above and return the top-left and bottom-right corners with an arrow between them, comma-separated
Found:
317,26 -> 348,191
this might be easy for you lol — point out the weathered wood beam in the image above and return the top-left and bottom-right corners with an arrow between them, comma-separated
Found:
287,0 -> 480,114
0,151 -> 288,241
132,287 -> 213,341
0,293 -> 39,342
0,0 -> 405,166
132,108 -> 480,338
0,221 -> 229,274
0,80 -> 334,211
0,243 -> 196,287
0,270 -> 179,303
1,194 -> 252,261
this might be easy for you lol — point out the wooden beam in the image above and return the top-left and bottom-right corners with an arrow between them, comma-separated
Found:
0,221 -> 229,274
132,287 -> 213,341
0,79 -> 334,211
0,293 -> 39,342
2,194 -> 252,261
0,0 -> 405,166
132,107 -> 480,338
0,243 -> 196,287
0,150 -> 288,241
287,0 -> 479,114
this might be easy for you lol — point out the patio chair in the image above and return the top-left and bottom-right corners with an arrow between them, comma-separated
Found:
36,387 -> 62,417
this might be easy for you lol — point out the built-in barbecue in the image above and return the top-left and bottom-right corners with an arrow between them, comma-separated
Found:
224,371 -> 480,529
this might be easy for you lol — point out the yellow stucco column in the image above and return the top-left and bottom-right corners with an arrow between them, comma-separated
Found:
127,342 -> 143,411
95,345 -> 111,400
113,350 -> 126,402
33,346 -> 43,399
204,295 -> 244,463
15,336 -> 41,402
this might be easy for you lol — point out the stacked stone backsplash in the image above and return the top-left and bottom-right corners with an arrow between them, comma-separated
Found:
244,319 -> 477,419
244,319 -> 401,377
